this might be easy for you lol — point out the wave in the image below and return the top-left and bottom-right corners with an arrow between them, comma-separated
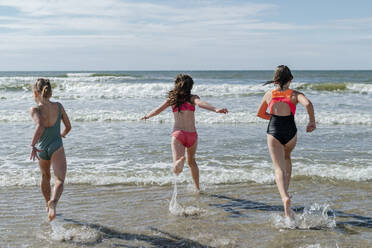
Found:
296,83 -> 347,91
2,109 -> 372,126
1,159 -> 371,187
1,76 -> 372,97
91,73 -> 133,77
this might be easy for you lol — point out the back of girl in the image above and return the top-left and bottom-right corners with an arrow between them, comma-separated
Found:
141,74 -> 228,191
257,65 -> 316,219
30,78 -> 71,221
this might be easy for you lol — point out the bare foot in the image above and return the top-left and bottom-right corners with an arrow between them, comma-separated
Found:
283,197 -> 294,219
173,156 -> 186,175
47,200 -> 56,222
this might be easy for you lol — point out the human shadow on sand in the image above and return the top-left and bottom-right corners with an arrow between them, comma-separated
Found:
208,194 -> 372,229
59,217 -> 214,247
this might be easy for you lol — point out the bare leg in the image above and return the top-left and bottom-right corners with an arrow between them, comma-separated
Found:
267,134 -> 293,218
48,146 -> 67,222
171,137 -> 186,175
38,159 -> 51,212
186,141 -> 199,191
284,134 -> 297,192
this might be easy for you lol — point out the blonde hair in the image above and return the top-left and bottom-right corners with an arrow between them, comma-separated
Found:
33,78 -> 52,98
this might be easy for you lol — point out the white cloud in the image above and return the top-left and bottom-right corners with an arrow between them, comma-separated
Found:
0,1 -> 370,69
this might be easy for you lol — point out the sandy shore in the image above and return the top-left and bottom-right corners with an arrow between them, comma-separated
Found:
1,178 -> 372,247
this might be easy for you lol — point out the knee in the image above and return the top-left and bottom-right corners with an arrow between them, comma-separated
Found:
187,159 -> 197,167
54,177 -> 65,186
284,151 -> 291,160
42,172 -> 51,181
274,167 -> 285,175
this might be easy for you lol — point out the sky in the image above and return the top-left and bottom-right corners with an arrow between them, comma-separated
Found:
0,0 -> 371,70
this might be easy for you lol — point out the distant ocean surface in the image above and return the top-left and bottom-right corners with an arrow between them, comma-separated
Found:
1,70 -> 371,187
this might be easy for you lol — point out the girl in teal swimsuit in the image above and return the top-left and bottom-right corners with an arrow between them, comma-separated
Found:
30,78 -> 71,221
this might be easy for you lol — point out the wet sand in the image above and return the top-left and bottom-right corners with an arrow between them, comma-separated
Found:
1,178 -> 372,247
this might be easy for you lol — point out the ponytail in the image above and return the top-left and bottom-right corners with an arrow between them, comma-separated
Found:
263,65 -> 293,89
33,78 -> 52,98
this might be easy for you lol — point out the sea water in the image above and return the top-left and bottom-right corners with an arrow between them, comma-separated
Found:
1,70 -> 371,247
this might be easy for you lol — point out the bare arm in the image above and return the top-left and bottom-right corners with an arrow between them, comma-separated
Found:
60,103 -> 71,138
193,95 -> 228,114
297,92 -> 316,132
141,99 -> 170,120
256,92 -> 271,120
29,107 -> 44,160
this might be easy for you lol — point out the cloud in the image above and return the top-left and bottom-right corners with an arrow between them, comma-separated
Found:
0,0 -> 370,70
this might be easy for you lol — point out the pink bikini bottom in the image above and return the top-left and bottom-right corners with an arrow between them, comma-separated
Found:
172,130 -> 198,148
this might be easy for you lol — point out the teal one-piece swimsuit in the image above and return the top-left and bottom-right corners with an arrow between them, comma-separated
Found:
37,103 -> 63,160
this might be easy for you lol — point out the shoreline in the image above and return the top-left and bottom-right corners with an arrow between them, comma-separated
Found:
1,179 -> 371,247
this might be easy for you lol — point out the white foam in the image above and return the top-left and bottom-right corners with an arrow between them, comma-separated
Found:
3,108 -> 372,126
49,219 -> 101,242
66,73 -> 93,77
272,203 -> 336,230
169,177 -> 206,216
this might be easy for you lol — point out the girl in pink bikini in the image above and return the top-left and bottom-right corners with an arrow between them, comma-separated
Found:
141,74 -> 228,190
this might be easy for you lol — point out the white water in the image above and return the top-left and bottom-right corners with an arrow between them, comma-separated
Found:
169,177 -> 206,216
272,203 -> 336,230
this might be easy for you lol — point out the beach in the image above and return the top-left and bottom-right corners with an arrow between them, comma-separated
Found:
1,71 -> 372,247
1,181 -> 371,247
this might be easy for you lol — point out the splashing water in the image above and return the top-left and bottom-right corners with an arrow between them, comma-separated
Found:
169,176 -> 206,217
272,203 -> 336,229
48,219 -> 101,242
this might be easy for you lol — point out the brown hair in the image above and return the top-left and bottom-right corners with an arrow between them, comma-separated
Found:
168,74 -> 194,111
33,78 -> 52,98
264,65 -> 293,89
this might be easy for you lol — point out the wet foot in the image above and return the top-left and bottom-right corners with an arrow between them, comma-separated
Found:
173,156 -> 185,175
283,197 -> 294,219
47,200 -> 56,222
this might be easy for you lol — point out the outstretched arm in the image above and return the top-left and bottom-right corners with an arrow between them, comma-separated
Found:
29,107 -> 44,160
256,92 -> 271,120
297,92 -> 316,132
141,99 -> 170,120
60,103 -> 71,138
193,95 -> 228,114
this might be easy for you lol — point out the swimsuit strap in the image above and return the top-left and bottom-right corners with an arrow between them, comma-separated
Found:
172,101 -> 195,112
57,102 -> 62,121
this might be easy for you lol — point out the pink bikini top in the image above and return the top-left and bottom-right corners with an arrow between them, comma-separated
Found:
172,101 -> 195,112
268,89 -> 296,115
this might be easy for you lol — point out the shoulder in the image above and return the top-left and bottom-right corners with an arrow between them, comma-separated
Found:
54,101 -> 65,109
191,94 -> 200,101
292,90 -> 304,96
263,90 -> 272,101
29,106 -> 39,115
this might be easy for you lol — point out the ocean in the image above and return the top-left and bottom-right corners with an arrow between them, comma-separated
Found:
0,70 -> 371,247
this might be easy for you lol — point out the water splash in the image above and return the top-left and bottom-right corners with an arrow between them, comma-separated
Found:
48,218 -> 101,242
169,176 -> 206,217
272,203 -> 336,229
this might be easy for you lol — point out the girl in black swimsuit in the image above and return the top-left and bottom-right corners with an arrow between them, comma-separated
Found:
257,65 -> 316,218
